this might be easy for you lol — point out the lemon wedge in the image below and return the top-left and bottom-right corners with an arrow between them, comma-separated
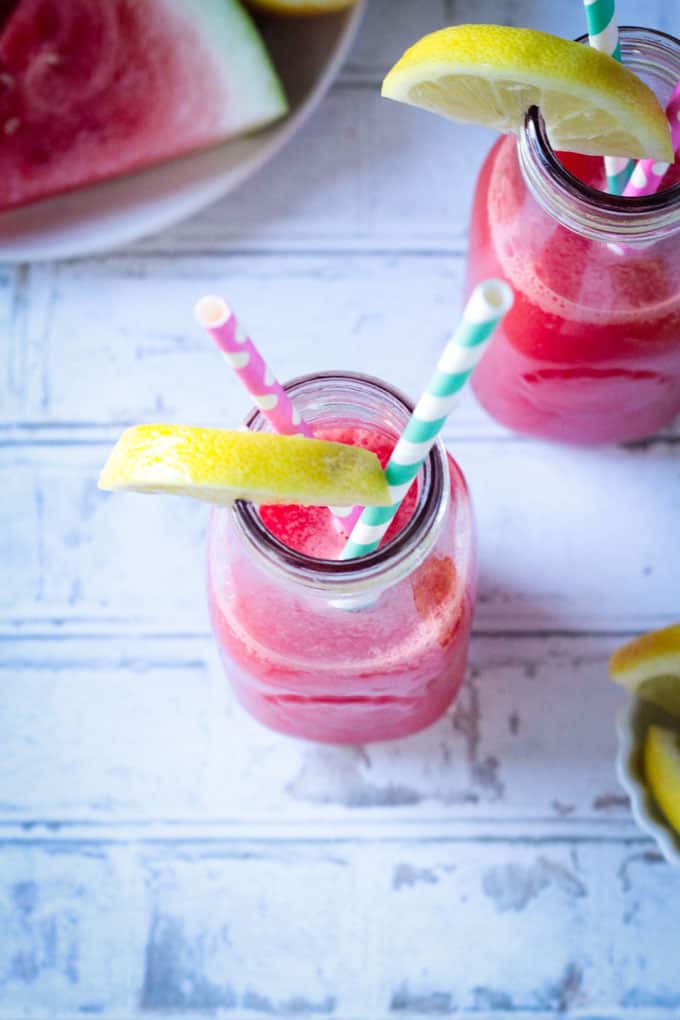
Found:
609,624 -> 680,718
98,425 -> 390,507
645,724 -> 680,835
382,25 -> 673,161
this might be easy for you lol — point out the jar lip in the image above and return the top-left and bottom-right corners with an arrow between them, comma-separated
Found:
519,26 -> 680,242
233,370 -> 449,591
525,104 -> 680,216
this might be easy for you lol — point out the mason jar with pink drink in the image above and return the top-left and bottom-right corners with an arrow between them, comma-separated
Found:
99,281 -> 512,743
206,370 -> 476,743
467,27 -> 680,444
381,17 -> 680,445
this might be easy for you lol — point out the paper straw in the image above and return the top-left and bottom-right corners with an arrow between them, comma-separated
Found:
623,79 -> 680,198
195,296 -> 314,438
194,296 -> 360,529
583,0 -> 633,194
340,280 -> 514,561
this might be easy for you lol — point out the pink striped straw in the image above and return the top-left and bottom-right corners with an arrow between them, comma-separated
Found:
195,295 -> 313,438
623,79 -> 680,198
194,295 -> 361,532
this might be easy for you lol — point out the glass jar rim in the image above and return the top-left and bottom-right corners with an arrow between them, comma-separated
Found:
518,26 -> 680,244
232,371 -> 450,595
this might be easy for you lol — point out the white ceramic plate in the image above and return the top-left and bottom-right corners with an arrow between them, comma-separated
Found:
617,698 -> 680,867
0,3 -> 365,262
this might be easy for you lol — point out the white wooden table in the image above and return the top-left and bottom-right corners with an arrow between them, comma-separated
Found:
3,1 -> 680,1017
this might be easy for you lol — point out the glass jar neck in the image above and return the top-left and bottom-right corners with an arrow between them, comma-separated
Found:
231,372 -> 449,601
518,26 -> 680,245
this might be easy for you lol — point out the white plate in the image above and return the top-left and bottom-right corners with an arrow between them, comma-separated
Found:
0,3 -> 365,262
616,698 -> 680,867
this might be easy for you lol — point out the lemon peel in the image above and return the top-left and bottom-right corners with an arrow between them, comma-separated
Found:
382,25 -> 673,161
610,624 -> 680,718
99,425 -> 391,508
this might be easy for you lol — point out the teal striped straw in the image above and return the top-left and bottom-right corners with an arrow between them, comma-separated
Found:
340,279 -> 513,561
583,0 -> 633,194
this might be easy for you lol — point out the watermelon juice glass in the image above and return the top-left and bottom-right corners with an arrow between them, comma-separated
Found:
467,27 -> 680,444
207,372 -> 476,744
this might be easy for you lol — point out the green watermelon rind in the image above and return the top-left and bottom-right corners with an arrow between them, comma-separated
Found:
168,0 -> 289,134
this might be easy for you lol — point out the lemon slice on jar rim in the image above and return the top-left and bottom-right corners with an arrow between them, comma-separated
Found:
382,24 -> 673,161
98,424 -> 391,508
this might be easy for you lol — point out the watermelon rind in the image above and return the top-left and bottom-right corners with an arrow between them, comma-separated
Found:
168,0 -> 288,134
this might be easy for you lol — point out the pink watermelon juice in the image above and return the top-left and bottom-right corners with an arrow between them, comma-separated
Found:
207,373 -> 477,744
467,28 -> 680,445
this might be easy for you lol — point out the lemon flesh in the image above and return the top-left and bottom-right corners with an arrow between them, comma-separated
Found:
645,724 -> 680,835
98,425 -> 391,508
610,624 -> 680,718
382,25 -> 673,162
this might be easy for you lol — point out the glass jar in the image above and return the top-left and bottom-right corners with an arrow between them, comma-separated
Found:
466,27 -> 680,444
207,372 -> 477,744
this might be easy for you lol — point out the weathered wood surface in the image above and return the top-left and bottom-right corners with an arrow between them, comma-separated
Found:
2,435 -> 679,635
0,635 -> 630,825
3,0 -> 680,1017
1,838 -> 678,1017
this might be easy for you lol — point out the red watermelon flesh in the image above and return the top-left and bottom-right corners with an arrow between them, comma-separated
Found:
0,0 -> 287,210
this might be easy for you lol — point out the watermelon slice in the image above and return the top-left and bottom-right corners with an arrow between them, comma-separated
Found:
0,0 -> 287,211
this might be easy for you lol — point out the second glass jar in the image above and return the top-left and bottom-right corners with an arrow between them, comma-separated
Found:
207,372 -> 477,744
466,27 -> 680,444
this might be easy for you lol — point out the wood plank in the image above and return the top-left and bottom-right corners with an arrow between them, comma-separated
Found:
2,434 -> 677,634
0,837 -> 678,1017
132,86 -> 493,253
344,0 -> 673,79
0,266 -> 21,419
0,634 -> 634,824
3,256 -> 679,440
1,256 -> 491,432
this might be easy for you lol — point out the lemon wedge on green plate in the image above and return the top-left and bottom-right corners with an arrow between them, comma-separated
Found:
645,724 -> 680,836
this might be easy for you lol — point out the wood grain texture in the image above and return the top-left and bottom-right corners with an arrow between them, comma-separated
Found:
2,436 -> 677,634
1,839 -> 679,1017
0,635 -> 630,825
3,0 -> 680,1017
